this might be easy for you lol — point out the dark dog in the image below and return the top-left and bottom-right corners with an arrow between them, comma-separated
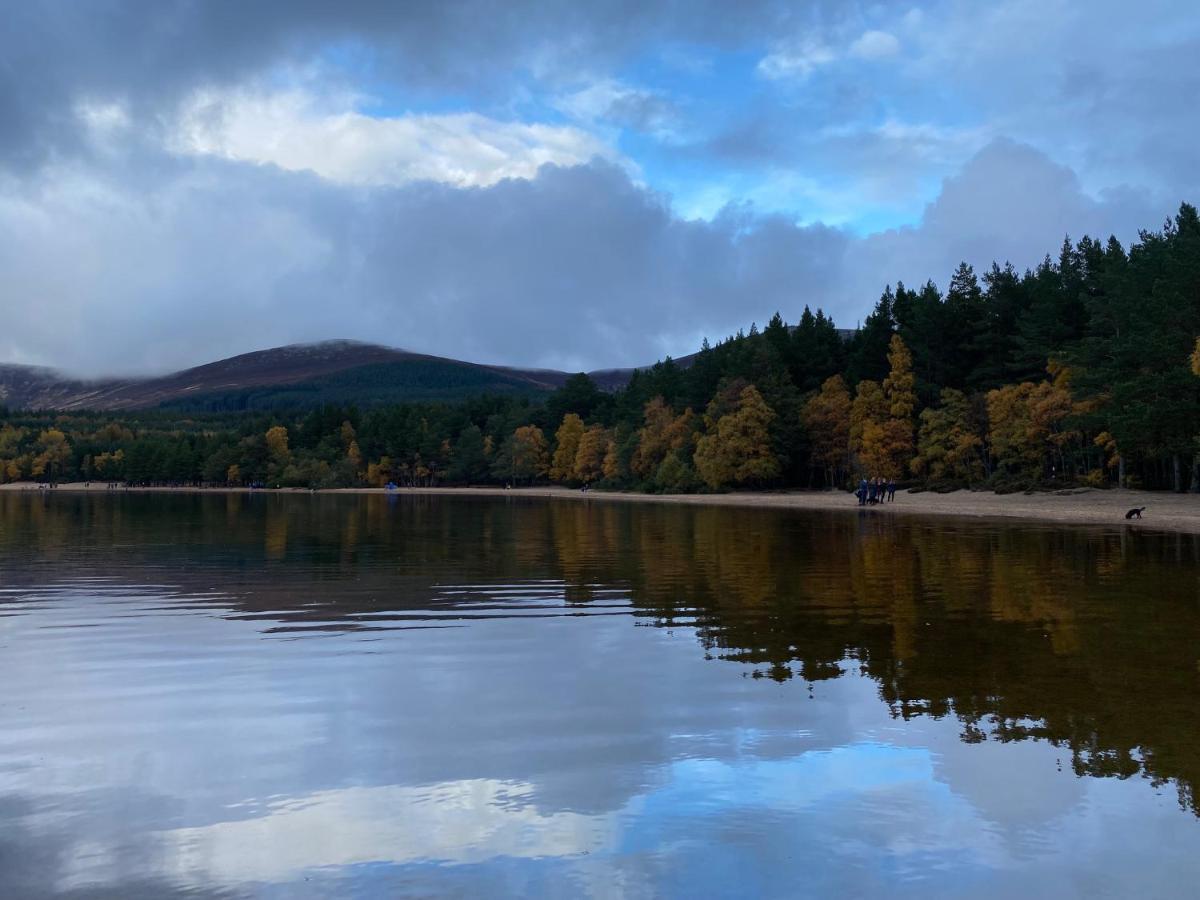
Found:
1124,506 -> 1146,519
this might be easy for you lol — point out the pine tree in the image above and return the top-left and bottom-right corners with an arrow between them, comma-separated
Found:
846,287 -> 896,383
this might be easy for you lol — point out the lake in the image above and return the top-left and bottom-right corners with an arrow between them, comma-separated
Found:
1,491 -> 1198,898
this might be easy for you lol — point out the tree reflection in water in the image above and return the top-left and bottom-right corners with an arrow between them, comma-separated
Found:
3,490 -> 1198,815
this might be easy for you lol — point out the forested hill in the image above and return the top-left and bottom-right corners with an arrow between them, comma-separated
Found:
0,340 -> 627,411
2,204 -> 1199,493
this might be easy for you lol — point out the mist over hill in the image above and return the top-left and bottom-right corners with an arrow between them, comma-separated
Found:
0,340 -> 647,411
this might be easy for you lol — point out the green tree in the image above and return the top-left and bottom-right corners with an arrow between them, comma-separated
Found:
447,424 -> 489,484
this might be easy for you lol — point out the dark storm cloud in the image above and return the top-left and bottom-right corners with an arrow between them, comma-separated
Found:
0,154 -> 849,374
0,139 -> 1162,375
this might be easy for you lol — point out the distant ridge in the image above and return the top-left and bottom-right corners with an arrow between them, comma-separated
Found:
0,340 -> 635,411
0,327 -> 861,412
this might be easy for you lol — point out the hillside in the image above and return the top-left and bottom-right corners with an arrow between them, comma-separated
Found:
0,340 -> 634,411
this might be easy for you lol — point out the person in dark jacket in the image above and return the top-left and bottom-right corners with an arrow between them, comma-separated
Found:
887,479 -> 897,501
857,477 -> 868,505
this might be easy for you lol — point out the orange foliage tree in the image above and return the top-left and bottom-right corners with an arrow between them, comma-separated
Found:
573,425 -> 610,484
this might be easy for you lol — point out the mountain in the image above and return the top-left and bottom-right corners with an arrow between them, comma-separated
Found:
0,341 -> 634,411
0,328 -> 861,412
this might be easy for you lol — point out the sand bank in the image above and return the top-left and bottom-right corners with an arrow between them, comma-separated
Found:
4,481 -> 1198,533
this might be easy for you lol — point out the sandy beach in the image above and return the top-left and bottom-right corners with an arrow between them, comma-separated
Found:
4,481 -> 1198,533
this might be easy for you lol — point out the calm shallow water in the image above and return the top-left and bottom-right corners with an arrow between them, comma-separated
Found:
1,492 -> 1199,898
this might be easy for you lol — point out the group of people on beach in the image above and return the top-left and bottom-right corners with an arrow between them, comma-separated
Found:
856,476 -> 896,505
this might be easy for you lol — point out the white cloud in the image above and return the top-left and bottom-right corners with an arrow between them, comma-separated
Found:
849,30 -> 901,60
168,88 -> 617,188
555,80 -> 679,138
757,28 -> 900,80
153,780 -> 616,885
756,39 -> 837,79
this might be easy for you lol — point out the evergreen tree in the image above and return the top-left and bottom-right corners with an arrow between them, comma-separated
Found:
846,287 -> 896,384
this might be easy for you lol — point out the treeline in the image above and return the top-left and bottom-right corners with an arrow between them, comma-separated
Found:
3,204 -> 1199,493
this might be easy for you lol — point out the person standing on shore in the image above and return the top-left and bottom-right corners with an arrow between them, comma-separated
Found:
858,477 -> 868,505
887,478 -> 896,502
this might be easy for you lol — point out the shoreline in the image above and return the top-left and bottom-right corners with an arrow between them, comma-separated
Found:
3,481 -> 1199,533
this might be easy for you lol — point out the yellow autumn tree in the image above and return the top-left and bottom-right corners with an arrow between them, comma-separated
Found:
986,366 -> 1079,479
1028,363 -> 1080,475
510,425 -> 550,483
94,449 -> 124,478
883,334 -> 916,421
850,380 -> 891,477
850,336 -> 916,480
602,436 -> 622,481
1094,431 -> 1120,471
573,425 -> 609,484
881,334 -> 916,476
803,375 -> 851,485
986,382 -> 1039,474
632,397 -> 694,479
3,457 -> 27,482
265,426 -> 290,482
366,456 -> 394,487
912,389 -> 984,484
551,413 -> 585,482
31,429 -> 71,482
693,385 -> 780,489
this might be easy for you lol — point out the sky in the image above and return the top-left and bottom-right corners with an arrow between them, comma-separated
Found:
1,1 -> 1197,376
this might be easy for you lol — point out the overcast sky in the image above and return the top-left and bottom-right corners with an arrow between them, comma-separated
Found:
1,1 -> 1196,376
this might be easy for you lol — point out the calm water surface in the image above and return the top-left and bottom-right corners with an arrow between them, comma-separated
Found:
1,492 -> 1199,898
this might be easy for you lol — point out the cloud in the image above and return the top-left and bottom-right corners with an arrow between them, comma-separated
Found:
0,137 -> 1164,377
849,30 -> 900,60
555,81 -> 680,138
756,39 -> 837,79
167,88 -> 617,187
0,151 -> 847,375
0,0 -> 795,170
851,138 -> 1161,302
156,780 -> 617,883
0,2 -> 1194,376
756,27 -> 898,80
